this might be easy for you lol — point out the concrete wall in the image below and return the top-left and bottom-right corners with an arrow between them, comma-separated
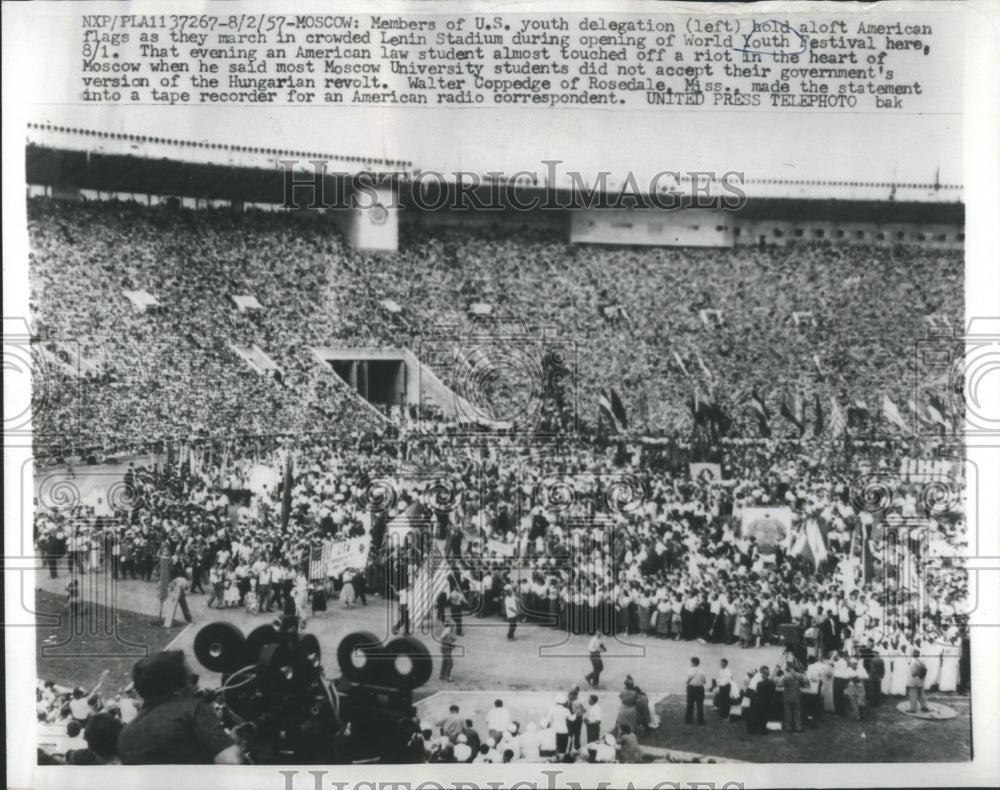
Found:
330,184 -> 399,251
733,220 -> 964,249
567,208 -> 963,250
570,208 -> 735,247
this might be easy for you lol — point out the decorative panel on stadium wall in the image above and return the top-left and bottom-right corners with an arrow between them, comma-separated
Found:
334,184 -> 399,251
735,220 -> 963,249
569,208 -> 735,247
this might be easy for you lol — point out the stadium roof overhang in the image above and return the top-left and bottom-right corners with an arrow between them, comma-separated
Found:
26,138 -> 963,225
27,144 -> 340,205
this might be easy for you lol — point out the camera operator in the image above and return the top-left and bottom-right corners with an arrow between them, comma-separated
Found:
117,650 -> 244,764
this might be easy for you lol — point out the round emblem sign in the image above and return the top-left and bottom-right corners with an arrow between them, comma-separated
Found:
370,204 -> 388,225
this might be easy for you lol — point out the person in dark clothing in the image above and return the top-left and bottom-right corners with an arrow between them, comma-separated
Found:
439,622 -> 457,682
396,719 -> 427,764
189,548 -> 205,594
696,597 -> 713,640
67,713 -> 122,765
868,648 -> 885,707
41,535 -> 60,578
777,665 -> 808,733
818,611 -> 840,655
117,651 -> 243,765
858,637 -> 882,706
958,633 -> 971,694
684,657 -> 707,725
445,526 -> 463,559
746,666 -> 775,735
567,687 -> 585,750
120,538 -> 135,581
449,585 -> 466,635
51,530 -> 68,576
435,591 -> 448,624
462,720 -> 481,759
351,570 -> 367,605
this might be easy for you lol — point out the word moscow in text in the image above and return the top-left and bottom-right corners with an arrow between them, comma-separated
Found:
279,774 -> 746,790
280,161 -> 748,212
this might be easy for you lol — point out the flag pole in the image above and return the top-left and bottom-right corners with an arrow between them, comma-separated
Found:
861,525 -> 868,585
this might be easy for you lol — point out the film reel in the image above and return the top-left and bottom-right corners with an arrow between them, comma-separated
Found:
193,622 -> 248,674
245,623 -> 283,665
336,631 -> 382,684
378,637 -> 433,690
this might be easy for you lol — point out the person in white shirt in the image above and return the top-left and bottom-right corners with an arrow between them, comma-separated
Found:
486,699 -> 511,743
206,566 -> 223,609
518,722 -> 541,761
69,669 -> 109,725
472,743 -> 492,763
537,719 -> 556,758
684,656 -> 708,725
394,586 -> 411,636
115,688 -> 139,723
478,573 -> 492,618
453,735 -> 472,762
254,559 -> 270,612
590,733 -> 616,763
805,656 -> 826,694
504,588 -> 519,641
844,658 -> 869,720
585,633 -> 607,688
583,694 -> 603,743
265,563 -> 283,612
712,658 -> 734,719
549,695 -> 573,756
832,652 -> 852,714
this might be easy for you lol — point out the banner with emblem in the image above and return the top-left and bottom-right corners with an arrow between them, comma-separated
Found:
689,462 -> 722,481
739,507 -> 794,553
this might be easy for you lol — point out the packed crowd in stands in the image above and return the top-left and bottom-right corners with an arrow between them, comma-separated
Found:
30,196 -> 968,763
35,670 -> 139,765
28,197 -> 962,457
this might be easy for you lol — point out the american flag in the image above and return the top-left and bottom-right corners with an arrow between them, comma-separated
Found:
829,397 -> 847,437
308,545 -> 330,580
308,538 -> 369,581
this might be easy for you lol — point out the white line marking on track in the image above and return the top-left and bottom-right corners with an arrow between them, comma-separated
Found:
163,621 -> 193,651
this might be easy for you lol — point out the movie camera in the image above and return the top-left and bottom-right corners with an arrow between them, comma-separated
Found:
193,618 -> 432,763
776,623 -> 808,669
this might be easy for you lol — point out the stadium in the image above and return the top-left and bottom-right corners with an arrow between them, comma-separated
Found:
24,120 -> 971,765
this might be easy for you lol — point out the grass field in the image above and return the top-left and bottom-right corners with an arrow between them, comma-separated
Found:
35,588 -> 181,692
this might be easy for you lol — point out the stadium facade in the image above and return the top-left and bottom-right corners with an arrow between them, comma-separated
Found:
26,123 -> 963,252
